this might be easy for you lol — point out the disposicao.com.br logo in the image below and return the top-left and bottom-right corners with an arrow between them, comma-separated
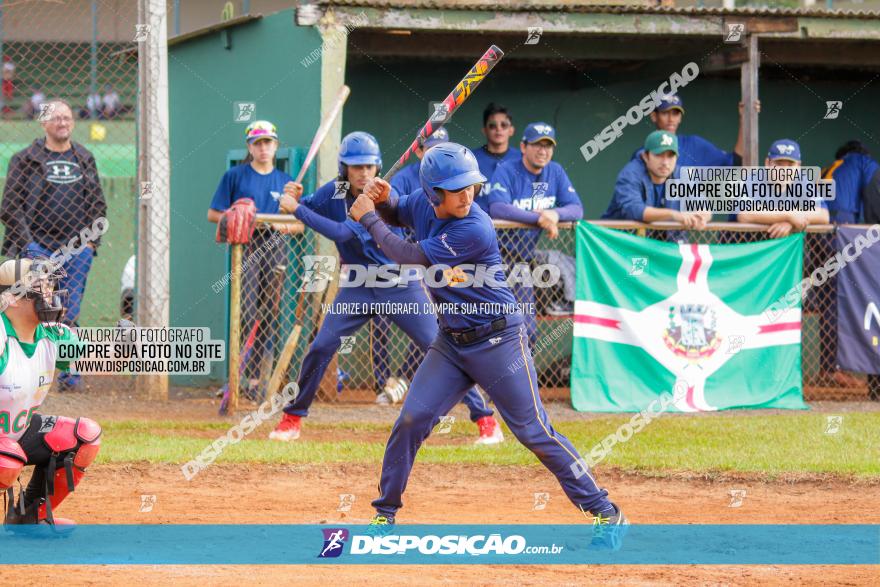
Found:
319,530 -> 564,557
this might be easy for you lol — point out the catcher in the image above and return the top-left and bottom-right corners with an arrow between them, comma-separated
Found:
0,257 -> 100,530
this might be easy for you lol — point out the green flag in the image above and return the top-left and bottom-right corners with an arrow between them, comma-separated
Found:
571,223 -> 807,412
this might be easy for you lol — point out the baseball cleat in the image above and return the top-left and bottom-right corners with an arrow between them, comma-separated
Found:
474,416 -> 504,445
587,503 -> 628,552
367,514 -> 395,536
374,392 -> 391,406
269,413 -> 301,441
381,377 -> 408,404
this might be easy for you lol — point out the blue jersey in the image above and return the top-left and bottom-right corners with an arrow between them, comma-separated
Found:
210,163 -> 293,213
824,153 -> 880,222
390,162 -> 421,197
487,159 -> 580,259
398,189 -> 517,330
472,146 -> 520,212
302,180 -> 406,267
630,134 -> 735,168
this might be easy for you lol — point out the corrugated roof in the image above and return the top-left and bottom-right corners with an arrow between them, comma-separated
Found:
315,1 -> 880,19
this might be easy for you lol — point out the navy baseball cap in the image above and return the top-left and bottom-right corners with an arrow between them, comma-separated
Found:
522,122 -> 556,145
419,127 -> 449,150
767,139 -> 801,163
656,94 -> 684,113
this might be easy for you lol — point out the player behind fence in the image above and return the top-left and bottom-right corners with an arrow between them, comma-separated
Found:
269,131 -> 503,444
352,143 -> 626,539
0,258 -> 101,531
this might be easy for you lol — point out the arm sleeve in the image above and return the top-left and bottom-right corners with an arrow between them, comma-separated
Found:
554,203 -> 584,222
0,153 -> 33,256
554,169 -> 584,221
489,201 -> 540,224
360,211 -> 430,265
209,171 -> 234,211
294,204 -> 357,243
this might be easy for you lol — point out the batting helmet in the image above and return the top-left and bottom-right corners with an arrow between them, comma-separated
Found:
338,131 -> 382,176
419,143 -> 486,207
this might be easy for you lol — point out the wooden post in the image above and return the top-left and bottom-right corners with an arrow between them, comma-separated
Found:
740,34 -> 760,166
228,244 -> 243,411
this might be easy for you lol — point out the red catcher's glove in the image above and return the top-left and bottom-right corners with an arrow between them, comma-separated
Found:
216,198 -> 257,244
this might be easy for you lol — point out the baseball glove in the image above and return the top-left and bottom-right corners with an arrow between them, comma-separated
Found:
216,198 -> 257,244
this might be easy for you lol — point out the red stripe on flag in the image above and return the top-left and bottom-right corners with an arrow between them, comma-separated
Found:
758,322 -> 801,333
688,243 -> 701,283
685,385 -> 700,412
574,315 -> 621,329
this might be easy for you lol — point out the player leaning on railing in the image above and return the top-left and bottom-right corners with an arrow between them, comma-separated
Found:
0,258 -> 101,531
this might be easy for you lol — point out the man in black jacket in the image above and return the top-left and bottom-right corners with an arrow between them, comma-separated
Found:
0,98 -> 107,391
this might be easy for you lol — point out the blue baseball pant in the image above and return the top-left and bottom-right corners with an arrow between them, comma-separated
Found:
372,318 -> 612,517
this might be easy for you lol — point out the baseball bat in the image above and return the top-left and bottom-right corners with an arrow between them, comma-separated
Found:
382,45 -> 504,181
265,296 -> 307,401
294,85 -> 351,184
257,263 -> 288,398
219,318 -> 260,415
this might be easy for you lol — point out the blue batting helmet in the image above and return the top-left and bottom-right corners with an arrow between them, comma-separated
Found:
338,131 -> 382,176
419,143 -> 486,206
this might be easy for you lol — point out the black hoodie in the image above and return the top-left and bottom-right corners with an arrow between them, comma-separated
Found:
1,138 -> 107,256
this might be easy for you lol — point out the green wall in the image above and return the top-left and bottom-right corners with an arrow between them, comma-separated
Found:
344,59 -> 880,219
168,10 -> 322,382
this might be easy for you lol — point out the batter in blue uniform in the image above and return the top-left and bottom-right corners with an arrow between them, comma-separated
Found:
472,102 -> 520,212
269,132 -> 503,444
487,122 -> 583,340
352,143 -> 625,533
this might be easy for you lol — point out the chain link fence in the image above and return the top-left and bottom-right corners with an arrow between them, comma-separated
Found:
228,218 -> 876,410
0,0 -> 141,393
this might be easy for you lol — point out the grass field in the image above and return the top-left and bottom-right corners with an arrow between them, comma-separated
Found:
99,411 -> 880,478
0,119 -> 135,177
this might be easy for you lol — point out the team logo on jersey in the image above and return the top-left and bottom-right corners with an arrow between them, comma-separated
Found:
662,304 -> 722,362
318,528 -> 349,558
46,160 -> 82,185
270,191 -> 283,201
439,233 -> 458,257
531,182 -> 549,198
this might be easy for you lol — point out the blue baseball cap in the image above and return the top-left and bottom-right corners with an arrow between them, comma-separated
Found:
420,127 -> 449,150
767,139 -> 801,163
522,122 -> 556,145
656,94 -> 685,113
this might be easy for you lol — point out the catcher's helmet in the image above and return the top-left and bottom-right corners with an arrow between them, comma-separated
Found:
338,131 -> 382,177
419,143 -> 486,206
0,257 -> 68,323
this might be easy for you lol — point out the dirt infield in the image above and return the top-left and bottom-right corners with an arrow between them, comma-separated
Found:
15,393 -> 880,585
19,462 -> 880,586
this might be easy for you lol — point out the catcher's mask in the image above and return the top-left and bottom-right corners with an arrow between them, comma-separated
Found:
0,257 -> 68,323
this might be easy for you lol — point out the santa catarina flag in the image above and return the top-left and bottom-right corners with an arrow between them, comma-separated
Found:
571,223 -> 807,412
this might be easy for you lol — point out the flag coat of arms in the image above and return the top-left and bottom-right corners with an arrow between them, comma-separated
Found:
571,224 -> 807,412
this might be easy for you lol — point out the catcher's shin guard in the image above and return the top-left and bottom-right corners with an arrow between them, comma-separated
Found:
10,416 -> 102,526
